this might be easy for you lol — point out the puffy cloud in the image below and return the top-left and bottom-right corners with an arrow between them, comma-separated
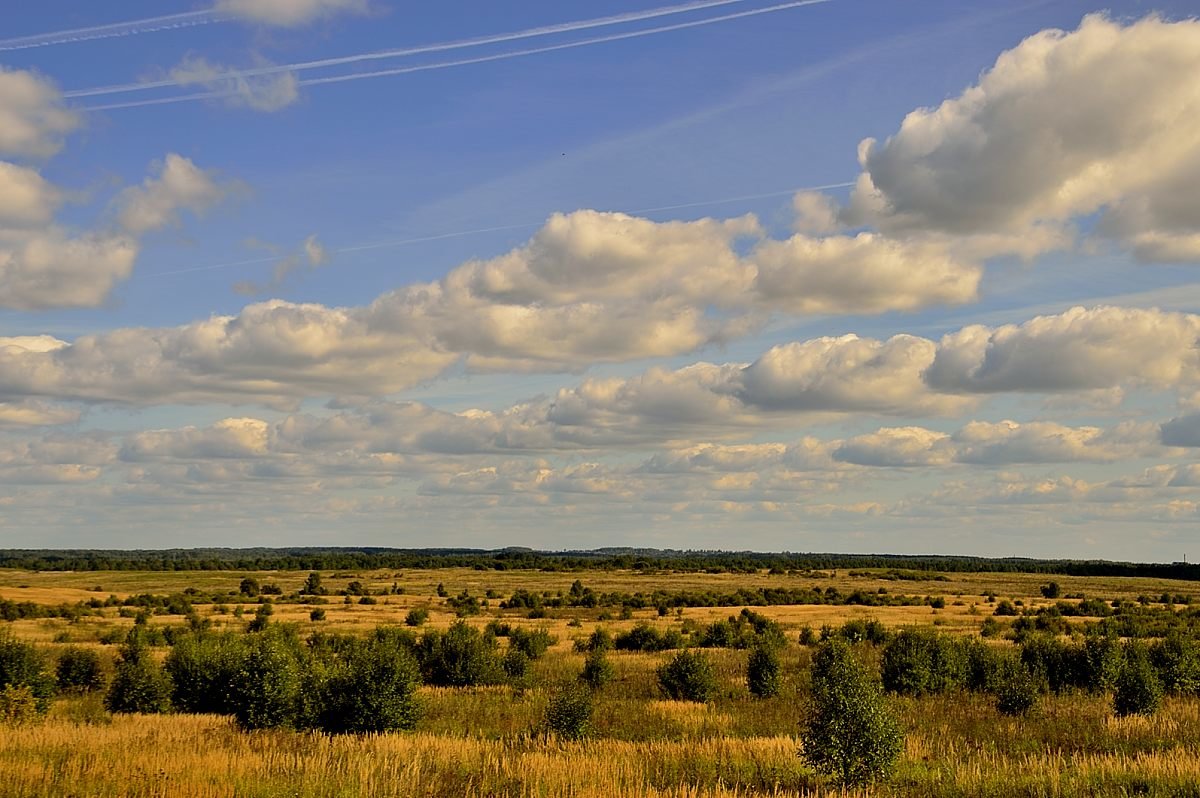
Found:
952,420 -> 1163,464
843,15 -> 1200,260
214,0 -> 368,26
750,233 -> 980,314
835,420 -> 1163,467
835,427 -> 954,467
115,153 -> 231,234
925,306 -> 1200,394
122,418 -> 272,460
0,161 -> 61,226
738,334 -> 966,415
0,229 -> 138,310
170,56 -> 300,112
0,67 -> 78,158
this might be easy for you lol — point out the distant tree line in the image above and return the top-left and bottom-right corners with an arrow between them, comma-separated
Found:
2,547 -> 1198,581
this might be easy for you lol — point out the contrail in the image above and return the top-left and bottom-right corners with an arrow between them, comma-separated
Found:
0,10 -> 227,52
67,0 -> 757,99
147,181 -> 854,278
82,0 -> 833,111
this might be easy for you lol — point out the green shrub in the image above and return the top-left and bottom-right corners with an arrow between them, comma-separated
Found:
165,633 -> 246,714
405,607 -> 429,627
657,650 -> 717,702
229,629 -> 302,729
302,636 -> 421,734
105,641 -> 171,714
544,683 -> 593,740
881,629 -> 966,695
1150,633 -> 1200,694
417,621 -> 504,687
0,632 -> 54,712
0,684 -> 41,725
246,602 -> 273,633
309,609 -> 326,622
1114,643 -> 1163,717
509,627 -> 555,660
502,647 -> 530,680
801,639 -> 903,787
747,642 -> 781,698
993,655 -> 1039,716
55,647 -> 105,693
580,649 -> 614,690
1081,636 -> 1123,693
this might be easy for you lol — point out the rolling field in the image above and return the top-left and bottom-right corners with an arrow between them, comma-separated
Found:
3,565 -> 1200,797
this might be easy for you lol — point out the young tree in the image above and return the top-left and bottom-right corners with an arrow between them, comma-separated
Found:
55,647 -> 105,693
544,682 -> 593,740
1114,643 -> 1163,717
801,639 -> 903,787
303,636 -> 421,734
747,642 -> 782,698
580,649 -> 614,690
0,631 -> 55,713
657,650 -> 717,702
301,572 -> 323,595
105,638 -> 171,714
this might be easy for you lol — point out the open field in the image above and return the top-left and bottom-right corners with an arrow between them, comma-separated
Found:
4,564 -> 1200,796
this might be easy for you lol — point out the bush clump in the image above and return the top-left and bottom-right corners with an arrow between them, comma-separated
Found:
544,683 -> 593,740
993,655 -> 1039,716
880,629 -> 966,695
55,647 -> 105,693
302,635 -> 421,734
747,642 -> 781,698
580,649 -> 614,690
801,639 -> 903,787
0,632 -> 55,713
1114,643 -> 1163,717
417,621 -> 504,687
657,650 -> 717,702
228,629 -> 303,729
165,633 -> 246,715
105,638 -> 171,714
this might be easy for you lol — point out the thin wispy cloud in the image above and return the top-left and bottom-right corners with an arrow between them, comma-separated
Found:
72,0 -> 833,111
0,10 -> 229,52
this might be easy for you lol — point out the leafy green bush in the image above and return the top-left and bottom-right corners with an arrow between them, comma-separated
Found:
302,635 -> 421,734
502,647 -> 530,680
229,629 -> 302,729
417,621 -> 504,687
166,633 -> 246,714
55,647 -> 105,693
246,602 -> 273,633
0,684 -> 41,725
580,649 -> 614,690
0,631 -> 54,712
615,623 -> 683,652
544,683 -> 593,740
1114,643 -> 1163,717
508,627 -> 555,660
801,639 -> 902,787
993,655 -> 1039,716
657,650 -> 717,702
405,607 -> 429,627
105,640 -> 171,714
747,642 -> 781,698
1150,633 -> 1200,694
881,629 -> 966,695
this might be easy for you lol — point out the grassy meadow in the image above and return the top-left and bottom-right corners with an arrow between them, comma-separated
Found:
3,564 -> 1200,796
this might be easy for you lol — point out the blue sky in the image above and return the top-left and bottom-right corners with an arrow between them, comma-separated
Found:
1,0 -> 1199,559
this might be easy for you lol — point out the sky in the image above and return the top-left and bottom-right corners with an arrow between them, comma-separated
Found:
1,0 -> 1199,559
